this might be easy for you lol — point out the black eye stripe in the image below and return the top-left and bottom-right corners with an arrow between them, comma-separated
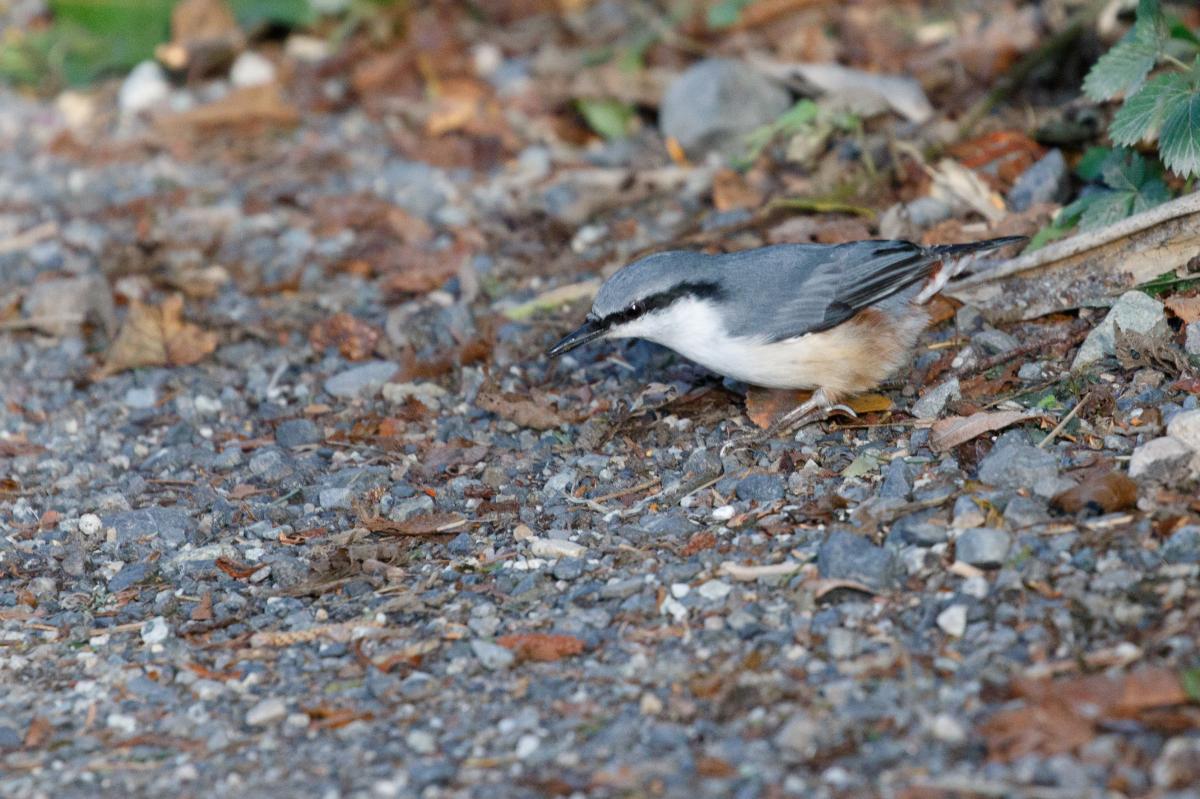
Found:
598,280 -> 724,328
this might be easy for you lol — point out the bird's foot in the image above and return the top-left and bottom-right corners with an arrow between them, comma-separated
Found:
722,390 -> 856,455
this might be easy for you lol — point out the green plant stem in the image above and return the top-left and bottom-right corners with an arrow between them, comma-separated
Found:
1162,52 -> 1192,71
768,198 -> 877,218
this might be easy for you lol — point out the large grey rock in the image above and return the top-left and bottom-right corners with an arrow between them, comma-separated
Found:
955,528 -> 1011,568
1073,292 -> 1167,371
978,438 -> 1067,497
102,507 -> 194,546
1007,149 -> 1069,212
659,59 -> 791,158
1128,436 -> 1194,482
817,530 -> 901,590
1166,409 -> 1200,476
324,361 -> 399,399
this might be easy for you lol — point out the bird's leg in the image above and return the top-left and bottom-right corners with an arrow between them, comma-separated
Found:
725,389 -> 857,454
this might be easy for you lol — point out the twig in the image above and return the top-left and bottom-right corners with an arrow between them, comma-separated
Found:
585,477 -> 661,504
1037,391 -> 1090,449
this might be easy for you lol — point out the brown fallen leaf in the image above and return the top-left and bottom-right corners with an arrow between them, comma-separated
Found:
497,632 -> 585,662
930,410 -> 1035,451
362,511 -> 466,536
476,389 -> 570,431
981,667 -> 1196,762
308,313 -> 381,361
0,434 -> 44,458
159,83 -> 299,136
712,168 -> 763,212
23,716 -> 52,749
96,294 -> 217,377
1114,324 -> 1191,374
214,556 -> 266,580
1165,294 -> 1200,324
745,387 -> 892,429
680,531 -> 717,557
156,0 -> 243,75
190,591 -> 213,622
1051,470 -> 1138,515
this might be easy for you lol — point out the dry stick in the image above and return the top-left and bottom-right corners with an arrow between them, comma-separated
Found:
1037,391 -> 1091,449
957,0 -> 1103,138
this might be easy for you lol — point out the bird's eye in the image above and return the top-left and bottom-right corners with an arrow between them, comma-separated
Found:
630,300 -> 641,313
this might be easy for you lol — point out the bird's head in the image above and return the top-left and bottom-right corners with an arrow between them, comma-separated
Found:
546,251 -> 722,357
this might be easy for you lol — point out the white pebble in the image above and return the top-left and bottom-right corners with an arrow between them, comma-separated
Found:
140,616 -> 170,645
78,513 -> 102,536
106,712 -> 137,734
230,51 -> 276,88
697,579 -> 731,601
930,713 -> 966,743
961,575 -> 989,599
712,505 -> 735,521
670,582 -> 690,599
119,61 -> 169,115
936,604 -> 968,638
515,733 -> 540,760
528,536 -> 586,559
245,697 -> 287,726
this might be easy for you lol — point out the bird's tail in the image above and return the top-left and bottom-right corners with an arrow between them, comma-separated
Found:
915,236 -> 1026,304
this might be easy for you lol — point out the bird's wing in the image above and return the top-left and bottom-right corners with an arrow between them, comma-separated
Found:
720,241 -> 935,342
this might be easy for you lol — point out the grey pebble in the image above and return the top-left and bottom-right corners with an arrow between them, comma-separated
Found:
955,528 -> 1011,568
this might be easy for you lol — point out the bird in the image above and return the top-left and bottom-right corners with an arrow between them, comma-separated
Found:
547,236 -> 1025,434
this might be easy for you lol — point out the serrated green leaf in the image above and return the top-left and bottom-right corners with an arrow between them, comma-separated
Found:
1058,192 -> 1103,226
1159,92 -> 1200,177
1079,190 -> 1134,230
1084,4 -> 1168,102
1101,148 -> 1150,190
1168,19 -> 1200,48
707,0 -> 752,29
1131,178 -> 1171,213
229,0 -> 314,30
1110,72 -> 1192,144
575,98 -> 634,140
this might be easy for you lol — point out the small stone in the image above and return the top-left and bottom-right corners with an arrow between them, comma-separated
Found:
1152,737 -> 1200,789
528,536 -> 586,559
470,640 -> 514,670
879,459 -> 912,500
1128,436 -> 1194,482
515,734 -> 540,760
659,58 -> 791,158
119,61 -> 169,114
246,698 -> 287,727
826,628 -> 858,659
319,487 -> 353,509
951,496 -> 986,529
817,530 -> 900,590
382,381 -> 448,409
275,418 -> 321,447
140,616 -> 170,645
776,715 -> 820,756
551,557 -> 584,581
930,713 -> 966,743
513,524 -> 535,541
639,693 -> 664,715
978,438 -> 1064,498
697,580 -> 731,601
447,532 -> 474,557
124,387 -> 157,409
670,582 -> 690,599
1007,148 -> 1069,212
936,604 -> 968,637
1166,409 -> 1200,475
712,505 -> 735,521
971,328 -> 1021,356
1018,362 -> 1044,381
1186,323 -> 1200,357
736,473 -> 785,503
1073,291 -> 1167,371
911,378 -> 961,420
961,574 -> 990,599
324,361 -> 399,399
955,528 -> 1011,568
106,713 -> 137,734
107,562 -> 151,593
1162,525 -> 1200,564
406,730 -> 437,755
230,51 -> 276,88
79,513 -> 102,536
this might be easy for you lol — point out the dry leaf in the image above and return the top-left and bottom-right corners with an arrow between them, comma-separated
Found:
363,511 -> 466,536
680,531 -> 717,557
745,387 -> 892,429
712,168 -> 763,212
309,313 -> 381,361
23,716 -> 52,749
948,131 -> 1044,190
160,84 -> 298,135
928,159 -> 1007,223
930,410 -> 1034,451
1051,470 -> 1138,515
497,632 -> 585,662
476,389 -> 570,431
97,295 -> 217,377
1164,295 -> 1200,324
1114,324 -> 1190,374
190,592 -> 213,622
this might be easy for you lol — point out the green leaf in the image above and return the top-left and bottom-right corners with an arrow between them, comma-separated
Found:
1167,19 -> 1200,48
1101,148 -> 1150,190
1110,72 -> 1192,144
1159,91 -> 1200,177
1131,177 -> 1171,212
575,98 -> 635,140
1075,146 -> 1113,181
229,0 -> 314,29
1079,190 -> 1134,230
49,0 -> 174,80
1182,668 -> 1200,701
707,0 -> 752,29
1083,3 -> 1167,102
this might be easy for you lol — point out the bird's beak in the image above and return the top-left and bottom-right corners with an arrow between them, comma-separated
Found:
546,316 -> 607,357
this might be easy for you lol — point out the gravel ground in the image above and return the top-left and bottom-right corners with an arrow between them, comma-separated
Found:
2,14 -> 1200,799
